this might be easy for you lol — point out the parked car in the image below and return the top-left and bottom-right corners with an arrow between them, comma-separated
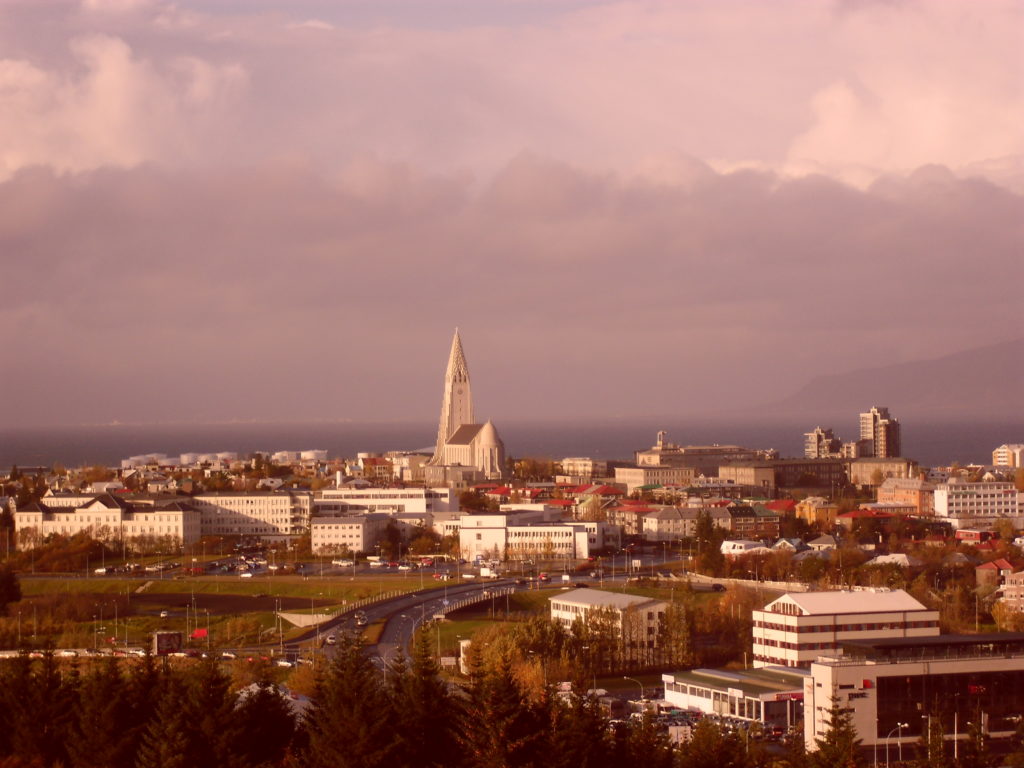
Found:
325,634 -> 337,646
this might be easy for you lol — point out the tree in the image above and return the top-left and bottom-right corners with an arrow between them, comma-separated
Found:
677,718 -> 749,768
460,652 -> 547,768
301,632 -> 397,768
0,567 -> 20,616
808,698 -> 864,768
913,715 -> 951,768
234,680 -> 297,768
392,631 -> 461,768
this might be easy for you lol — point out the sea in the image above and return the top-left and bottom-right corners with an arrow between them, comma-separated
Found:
1,417 -> 1020,470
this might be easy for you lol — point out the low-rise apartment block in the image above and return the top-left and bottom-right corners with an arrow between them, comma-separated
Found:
310,513 -> 390,555
933,479 -> 1020,529
550,588 -> 668,648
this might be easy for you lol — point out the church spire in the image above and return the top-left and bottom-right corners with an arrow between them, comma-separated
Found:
430,329 -> 474,465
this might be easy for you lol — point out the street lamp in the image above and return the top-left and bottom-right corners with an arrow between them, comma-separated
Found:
623,676 -> 645,705
885,723 -> 907,768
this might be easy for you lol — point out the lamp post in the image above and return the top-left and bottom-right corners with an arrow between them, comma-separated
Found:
885,723 -> 907,768
623,676 -> 645,705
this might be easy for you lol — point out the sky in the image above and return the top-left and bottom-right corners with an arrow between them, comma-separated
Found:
1,0 -> 1021,428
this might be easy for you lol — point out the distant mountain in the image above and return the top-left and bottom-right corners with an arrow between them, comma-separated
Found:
767,339 -> 1024,421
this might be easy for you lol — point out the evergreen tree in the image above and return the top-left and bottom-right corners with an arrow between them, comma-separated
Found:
677,719 -> 749,768
69,657 -> 136,768
958,717 -> 996,768
913,716 -> 951,768
180,656 -> 243,768
392,630 -> 460,768
621,711 -> 674,768
301,631 -> 398,768
0,567 -> 21,616
234,679 -> 296,768
134,676 -> 191,768
460,652 -> 545,768
546,690 -> 612,768
808,699 -> 864,768
7,653 -> 80,767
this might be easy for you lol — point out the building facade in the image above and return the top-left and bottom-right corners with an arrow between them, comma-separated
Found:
993,444 -> 1024,468
859,406 -> 902,458
933,480 -> 1020,529
751,589 -> 940,668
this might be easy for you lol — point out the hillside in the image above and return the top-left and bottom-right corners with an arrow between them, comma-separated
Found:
767,338 -> 1023,421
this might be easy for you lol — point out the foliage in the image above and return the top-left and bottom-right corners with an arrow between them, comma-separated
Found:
0,568 -> 20,616
808,698 -> 864,768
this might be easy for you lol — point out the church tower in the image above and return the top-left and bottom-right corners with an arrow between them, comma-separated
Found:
430,329 -> 474,465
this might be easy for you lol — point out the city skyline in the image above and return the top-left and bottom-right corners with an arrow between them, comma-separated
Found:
1,0 -> 1021,428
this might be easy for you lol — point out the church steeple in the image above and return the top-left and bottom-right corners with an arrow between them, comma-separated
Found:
430,329 -> 474,464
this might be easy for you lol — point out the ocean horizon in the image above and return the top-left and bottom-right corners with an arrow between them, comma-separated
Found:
1,417 -> 1020,470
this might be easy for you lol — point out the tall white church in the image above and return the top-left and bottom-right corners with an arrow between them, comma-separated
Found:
424,330 -> 506,485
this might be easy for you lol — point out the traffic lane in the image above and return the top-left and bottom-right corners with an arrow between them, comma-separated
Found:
302,580 -> 508,646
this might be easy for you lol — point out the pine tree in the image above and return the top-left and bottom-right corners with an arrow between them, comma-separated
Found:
301,631 -> 398,768
546,689 -> 612,768
913,715 -> 951,768
180,656 -> 244,768
622,711 -> 675,768
391,630 -> 460,768
460,652 -> 545,768
0,567 -> 21,617
69,657 -> 136,768
677,718 -> 749,768
234,680 -> 296,767
134,677 -> 191,768
808,699 -> 864,768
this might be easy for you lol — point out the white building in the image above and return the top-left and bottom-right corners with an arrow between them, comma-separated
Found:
933,479 -> 1020,529
316,487 -> 456,516
662,667 -> 807,730
752,589 -> 939,669
14,493 -> 201,548
191,491 -> 314,538
458,510 -> 618,562
993,444 -> 1024,468
550,588 -> 667,648
615,466 -> 696,494
310,513 -> 389,555
642,507 -> 700,542
805,634 -> 1024,753
425,330 -> 506,483
560,457 -> 609,479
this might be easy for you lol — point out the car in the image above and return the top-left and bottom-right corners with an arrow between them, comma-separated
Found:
325,634 -> 337,646
239,572 -> 253,578
57,649 -> 78,657
711,583 -> 726,592
159,610 -> 169,618
274,659 -> 293,667
221,651 -> 238,660
572,582 -> 589,588
397,564 -> 412,571
331,559 -> 354,567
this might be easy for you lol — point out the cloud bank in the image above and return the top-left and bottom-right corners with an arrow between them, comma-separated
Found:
0,0 -> 1021,427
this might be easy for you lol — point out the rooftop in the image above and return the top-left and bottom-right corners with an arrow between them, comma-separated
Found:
549,588 -> 665,612
766,589 -> 928,616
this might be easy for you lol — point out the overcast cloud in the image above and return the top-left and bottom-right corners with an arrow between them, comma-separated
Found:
0,0 -> 1021,427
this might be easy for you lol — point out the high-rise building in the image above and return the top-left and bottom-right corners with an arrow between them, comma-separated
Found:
858,406 -> 901,458
993,444 -> 1024,468
803,426 -> 841,459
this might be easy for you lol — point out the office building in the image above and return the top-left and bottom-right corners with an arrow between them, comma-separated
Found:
751,589 -> 939,668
